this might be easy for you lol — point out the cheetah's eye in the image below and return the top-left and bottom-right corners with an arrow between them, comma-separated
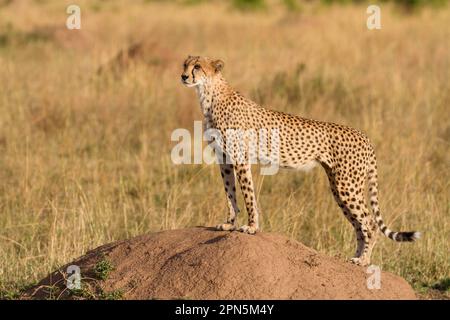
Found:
194,64 -> 201,70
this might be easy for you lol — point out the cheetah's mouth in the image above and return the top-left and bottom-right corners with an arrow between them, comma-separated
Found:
182,80 -> 199,87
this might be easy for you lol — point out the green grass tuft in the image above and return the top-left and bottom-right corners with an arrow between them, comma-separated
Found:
94,258 -> 115,281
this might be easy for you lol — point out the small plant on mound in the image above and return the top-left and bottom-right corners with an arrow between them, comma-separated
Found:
94,257 -> 114,281
100,289 -> 124,300
70,284 -> 123,300
69,284 -> 97,300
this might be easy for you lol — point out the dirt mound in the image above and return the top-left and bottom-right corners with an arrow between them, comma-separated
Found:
24,227 -> 416,299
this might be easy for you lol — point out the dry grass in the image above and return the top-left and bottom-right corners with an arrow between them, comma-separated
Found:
0,0 -> 448,298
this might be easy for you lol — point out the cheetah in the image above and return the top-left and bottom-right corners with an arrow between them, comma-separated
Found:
181,55 -> 420,266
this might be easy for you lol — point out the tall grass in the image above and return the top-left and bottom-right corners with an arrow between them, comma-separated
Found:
0,0 -> 448,297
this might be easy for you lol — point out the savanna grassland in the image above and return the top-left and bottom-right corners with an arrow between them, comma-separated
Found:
0,0 -> 448,299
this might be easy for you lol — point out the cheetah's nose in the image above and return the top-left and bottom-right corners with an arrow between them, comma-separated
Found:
181,74 -> 189,81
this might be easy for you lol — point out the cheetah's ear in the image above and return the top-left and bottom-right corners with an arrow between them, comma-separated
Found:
212,59 -> 224,73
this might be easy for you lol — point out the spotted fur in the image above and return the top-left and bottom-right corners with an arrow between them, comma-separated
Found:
181,56 -> 420,266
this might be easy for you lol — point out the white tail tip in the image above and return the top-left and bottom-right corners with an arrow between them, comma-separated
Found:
412,232 -> 421,240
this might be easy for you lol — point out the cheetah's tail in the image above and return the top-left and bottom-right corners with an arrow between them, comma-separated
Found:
367,153 -> 421,242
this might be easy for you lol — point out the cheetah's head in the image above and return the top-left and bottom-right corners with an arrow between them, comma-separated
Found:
181,55 -> 224,87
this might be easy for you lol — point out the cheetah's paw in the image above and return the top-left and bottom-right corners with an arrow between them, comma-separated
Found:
215,223 -> 236,231
239,225 -> 258,235
349,257 -> 369,266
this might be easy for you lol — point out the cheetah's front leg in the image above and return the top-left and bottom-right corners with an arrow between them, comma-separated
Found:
216,163 -> 240,231
234,163 -> 259,235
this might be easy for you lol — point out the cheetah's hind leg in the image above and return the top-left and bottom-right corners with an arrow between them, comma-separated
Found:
323,163 -> 375,266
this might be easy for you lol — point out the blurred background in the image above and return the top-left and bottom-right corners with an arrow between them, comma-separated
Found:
0,0 -> 448,299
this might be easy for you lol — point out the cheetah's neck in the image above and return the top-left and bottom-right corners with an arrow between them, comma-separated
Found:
196,83 -> 213,117
195,76 -> 232,118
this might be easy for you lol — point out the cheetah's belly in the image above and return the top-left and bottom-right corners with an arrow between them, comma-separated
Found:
281,159 -> 319,172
